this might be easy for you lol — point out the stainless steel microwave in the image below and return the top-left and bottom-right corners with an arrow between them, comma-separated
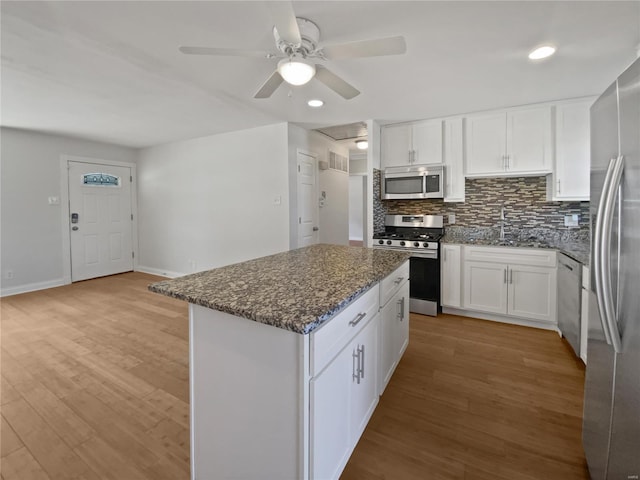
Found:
381,164 -> 445,200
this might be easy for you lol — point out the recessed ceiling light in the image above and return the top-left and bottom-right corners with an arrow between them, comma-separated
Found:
528,45 -> 556,60
307,99 -> 324,107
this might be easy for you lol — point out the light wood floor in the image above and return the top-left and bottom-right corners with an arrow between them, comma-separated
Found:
1,272 -> 589,479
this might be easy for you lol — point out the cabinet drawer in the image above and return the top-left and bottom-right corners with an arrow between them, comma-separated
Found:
380,261 -> 410,307
311,285 -> 379,377
464,245 -> 557,267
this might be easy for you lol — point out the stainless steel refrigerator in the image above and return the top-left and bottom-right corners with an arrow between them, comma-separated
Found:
583,56 -> 640,479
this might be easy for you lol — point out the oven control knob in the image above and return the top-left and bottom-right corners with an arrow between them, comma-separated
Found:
413,242 -> 420,247
386,240 -> 392,245
378,240 -> 384,245
400,241 -> 406,246
423,242 -> 429,247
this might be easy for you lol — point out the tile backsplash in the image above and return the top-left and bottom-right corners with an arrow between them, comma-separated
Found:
373,169 -> 589,234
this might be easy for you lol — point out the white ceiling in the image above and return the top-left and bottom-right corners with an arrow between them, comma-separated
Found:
2,1 -> 639,148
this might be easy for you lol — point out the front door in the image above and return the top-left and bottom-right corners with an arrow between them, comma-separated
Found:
68,161 -> 133,281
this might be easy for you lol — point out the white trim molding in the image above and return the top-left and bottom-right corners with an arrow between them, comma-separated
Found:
1,278 -> 66,297
135,265 -> 185,279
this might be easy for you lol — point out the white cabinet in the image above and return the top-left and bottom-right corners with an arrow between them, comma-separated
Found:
443,117 -> 465,202
310,313 -> 378,480
547,98 -> 594,201
463,246 -> 557,324
378,261 -> 410,394
465,106 -> 552,177
441,244 -> 462,308
381,120 -> 443,168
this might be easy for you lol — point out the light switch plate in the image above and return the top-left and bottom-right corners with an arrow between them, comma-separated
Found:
448,214 -> 456,224
48,196 -> 60,205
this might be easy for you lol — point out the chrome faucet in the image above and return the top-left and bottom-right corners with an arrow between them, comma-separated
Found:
499,206 -> 506,240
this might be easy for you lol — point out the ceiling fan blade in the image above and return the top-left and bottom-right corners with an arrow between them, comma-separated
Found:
179,46 -> 275,58
315,65 -> 360,100
254,71 -> 284,98
266,1 -> 301,46
322,36 -> 407,59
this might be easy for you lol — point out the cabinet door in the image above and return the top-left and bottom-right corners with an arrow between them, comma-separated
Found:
464,112 -> 507,176
412,119 -> 443,165
309,342 -> 352,480
553,101 -> 591,200
378,283 -> 408,394
350,314 -> 379,443
444,117 -> 465,202
441,245 -> 462,308
507,264 -> 557,323
381,124 -> 411,168
463,261 -> 508,314
506,106 -> 552,174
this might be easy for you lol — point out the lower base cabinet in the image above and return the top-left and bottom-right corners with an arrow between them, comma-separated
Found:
379,281 -> 409,393
461,246 -> 558,325
310,313 -> 378,480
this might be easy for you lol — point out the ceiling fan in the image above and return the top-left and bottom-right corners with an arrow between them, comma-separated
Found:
179,2 -> 406,100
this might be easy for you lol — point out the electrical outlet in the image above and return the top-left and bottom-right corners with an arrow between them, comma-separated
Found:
564,214 -> 579,227
448,214 -> 456,225
273,195 -> 281,206
47,196 -> 60,205
5,270 -> 14,279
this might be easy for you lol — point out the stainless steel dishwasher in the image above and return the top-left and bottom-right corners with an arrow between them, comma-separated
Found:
557,253 -> 582,357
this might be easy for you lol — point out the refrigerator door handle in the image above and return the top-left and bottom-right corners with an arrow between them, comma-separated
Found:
600,155 -> 625,353
593,157 -> 616,346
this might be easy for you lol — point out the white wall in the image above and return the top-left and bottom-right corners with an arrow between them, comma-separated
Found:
309,131 -> 349,246
136,123 -> 290,276
349,175 -> 365,241
287,124 -> 311,249
0,127 -> 137,296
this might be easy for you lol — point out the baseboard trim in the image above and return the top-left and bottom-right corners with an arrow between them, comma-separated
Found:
441,307 -> 558,332
1,278 -> 66,297
135,266 -> 185,279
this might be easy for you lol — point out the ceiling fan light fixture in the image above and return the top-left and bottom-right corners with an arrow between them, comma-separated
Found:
307,99 -> 324,107
355,139 -> 368,150
528,45 -> 556,60
277,57 -> 316,86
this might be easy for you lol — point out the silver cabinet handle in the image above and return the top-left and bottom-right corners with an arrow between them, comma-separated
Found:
503,269 -> 507,284
593,158 -> 617,347
358,345 -> 365,380
501,154 -> 506,170
352,348 -> 360,384
599,155 -> 624,353
557,179 -> 561,195
507,154 -> 511,169
509,269 -> 513,284
393,276 -> 404,285
443,248 -> 447,262
349,312 -> 366,327
396,297 -> 404,320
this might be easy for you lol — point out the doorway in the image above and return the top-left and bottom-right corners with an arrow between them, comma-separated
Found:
62,157 -> 137,282
296,150 -> 319,247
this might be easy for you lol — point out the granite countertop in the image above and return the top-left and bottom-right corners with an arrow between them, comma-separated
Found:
441,227 -> 590,265
149,244 -> 411,335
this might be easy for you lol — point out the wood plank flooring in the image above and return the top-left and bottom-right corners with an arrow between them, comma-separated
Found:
1,272 -> 589,479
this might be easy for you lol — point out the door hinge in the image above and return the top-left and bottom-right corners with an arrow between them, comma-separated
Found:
132,251 -> 135,258
131,214 -> 134,221
298,217 -> 301,224
130,175 -> 133,182
298,165 -> 300,172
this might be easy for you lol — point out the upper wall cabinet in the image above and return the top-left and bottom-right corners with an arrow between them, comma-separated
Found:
465,105 -> 552,177
381,119 -> 443,168
443,117 -> 465,202
546,98 -> 594,201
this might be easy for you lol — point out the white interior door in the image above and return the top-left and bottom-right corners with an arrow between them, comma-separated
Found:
68,161 -> 133,281
297,151 -> 319,247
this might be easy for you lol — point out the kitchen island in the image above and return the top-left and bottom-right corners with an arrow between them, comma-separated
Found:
149,244 -> 411,480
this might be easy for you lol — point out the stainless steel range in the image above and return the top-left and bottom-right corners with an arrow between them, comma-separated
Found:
373,214 -> 443,316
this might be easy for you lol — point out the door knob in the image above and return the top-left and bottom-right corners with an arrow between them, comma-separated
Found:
72,226 -> 79,231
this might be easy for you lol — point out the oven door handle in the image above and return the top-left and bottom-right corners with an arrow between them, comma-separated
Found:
410,251 -> 438,259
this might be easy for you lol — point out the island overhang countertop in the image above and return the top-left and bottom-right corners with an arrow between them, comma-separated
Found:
149,244 -> 410,334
